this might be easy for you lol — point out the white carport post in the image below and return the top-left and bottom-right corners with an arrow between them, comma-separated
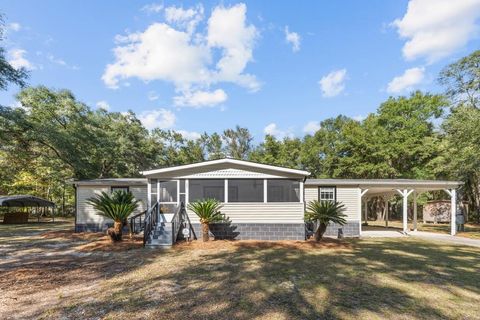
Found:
413,191 -> 418,231
445,189 -> 457,236
359,189 -> 369,236
396,189 -> 414,234
363,199 -> 368,224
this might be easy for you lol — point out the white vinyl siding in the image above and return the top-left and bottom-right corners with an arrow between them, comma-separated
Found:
304,186 -> 318,204
76,185 -> 147,224
336,187 -> 359,220
186,202 -> 305,224
304,186 -> 359,221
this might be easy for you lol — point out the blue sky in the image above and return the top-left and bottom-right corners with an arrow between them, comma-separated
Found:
1,0 -> 479,141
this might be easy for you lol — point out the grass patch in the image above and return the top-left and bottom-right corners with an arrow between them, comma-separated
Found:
367,219 -> 480,239
1,222 -> 480,319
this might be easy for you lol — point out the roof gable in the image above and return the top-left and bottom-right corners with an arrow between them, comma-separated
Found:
141,158 -> 310,179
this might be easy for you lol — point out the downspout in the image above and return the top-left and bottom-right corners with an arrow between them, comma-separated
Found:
73,183 -> 78,232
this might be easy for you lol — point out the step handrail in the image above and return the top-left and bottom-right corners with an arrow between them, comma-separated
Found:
143,202 -> 159,245
171,203 -> 183,244
129,209 -> 147,235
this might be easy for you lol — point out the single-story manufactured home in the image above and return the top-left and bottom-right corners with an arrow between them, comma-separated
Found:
73,158 -> 462,246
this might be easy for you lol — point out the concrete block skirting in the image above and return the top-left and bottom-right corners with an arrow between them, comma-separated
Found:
189,223 -> 306,241
323,221 -> 360,237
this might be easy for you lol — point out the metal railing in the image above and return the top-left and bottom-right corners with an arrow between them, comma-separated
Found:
129,209 -> 147,235
143,202 -> 159,245
171,203 -> 183,244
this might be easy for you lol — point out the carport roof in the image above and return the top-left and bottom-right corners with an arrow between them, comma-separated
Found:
0,195 -> 55,207
305,179 -> 463,189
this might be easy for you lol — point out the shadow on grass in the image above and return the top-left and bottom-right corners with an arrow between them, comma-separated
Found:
49,238 -> 480,319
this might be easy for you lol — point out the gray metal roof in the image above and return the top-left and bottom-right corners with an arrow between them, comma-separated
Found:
305,178 -> 463,188
0,195 -> 55,207
72,178 -> 147,186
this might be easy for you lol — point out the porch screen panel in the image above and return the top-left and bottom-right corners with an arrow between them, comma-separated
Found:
159,181 -> 177,202
189,179 -> 225,202
150,179 -> 157,206
267,180 -> 300,202
228,179 -> 264,202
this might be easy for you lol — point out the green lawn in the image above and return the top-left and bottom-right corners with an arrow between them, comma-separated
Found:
366,219 -> 480,239
1,221 -> 480,319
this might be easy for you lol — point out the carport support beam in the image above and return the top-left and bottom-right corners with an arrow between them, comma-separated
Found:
359,189 -> 369,236
413,191 -> 417,232
445,189 -> 457,236
396,189 -> 413,234
385,198 -> 389,228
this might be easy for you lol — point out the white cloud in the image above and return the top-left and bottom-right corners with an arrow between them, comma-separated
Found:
387,67 -> 425,93
138,109 -> 176,130
177,130 -> 202,140
165,4 -> 204,34
207,3 -> 260,92
352,115 -> 366,122
319,69 -> 347,97
141,3 -> 163,13
47,54 -> 79,70
148,91 -> 159,101
7,22 -> 21,32
392,0 -> 480,63
96,101 -> 110,111
10,101 -> 23,109
102,3 -> 260,104
285,26 -> 301,52
173,89 -> 227,108
303,121 -> 320,135
8,49 -> 35,70
264,123 -> 293,139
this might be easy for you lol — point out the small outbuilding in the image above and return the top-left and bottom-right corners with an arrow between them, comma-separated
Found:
0,195 -> 56,223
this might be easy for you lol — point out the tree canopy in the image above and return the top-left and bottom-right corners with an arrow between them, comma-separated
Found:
0,16 -> 479,222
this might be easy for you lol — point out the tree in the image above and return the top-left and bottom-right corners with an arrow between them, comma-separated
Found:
187,199 -> 224,242
87,190 -> 139,242
435,106 -> 480,222
223,126 -> 252,159
305,200 -> 347,241
0,15 -> 28,91
439,50 -> 480,109
299,116 -> 353,178
437,50 -> 480,222
337,92 -> 446,179
0,86 -> 156,179
200,132 -> 225,160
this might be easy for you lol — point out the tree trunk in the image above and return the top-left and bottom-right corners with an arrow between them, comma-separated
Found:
201,222 -> 209,242
314,223 -> 327,242
107,220 -> 123,242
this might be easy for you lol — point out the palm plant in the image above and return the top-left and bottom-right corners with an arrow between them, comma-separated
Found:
305,200 -> 347,241
187,199 -> 224,242
87,190 -> 139,242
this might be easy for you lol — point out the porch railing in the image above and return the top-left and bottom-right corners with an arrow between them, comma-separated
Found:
171,203 -> 184,244
129,209 -> 147,234
143,202 -> 159,245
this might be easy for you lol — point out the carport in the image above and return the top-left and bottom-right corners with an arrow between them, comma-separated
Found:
358,180 -> 463,236
0,195 -> 56,223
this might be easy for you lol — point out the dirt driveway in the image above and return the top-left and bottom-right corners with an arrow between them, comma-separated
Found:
0,220 -> 148,319
1,220 -> 480,320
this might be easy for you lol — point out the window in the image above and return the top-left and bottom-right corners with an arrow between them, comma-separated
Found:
111,186 -> 129,193
189,179 -> 224,202
228,179 -> 264,202
267,180 -> 300,202
319,187 -> 336,203
159,181 -> 177,202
